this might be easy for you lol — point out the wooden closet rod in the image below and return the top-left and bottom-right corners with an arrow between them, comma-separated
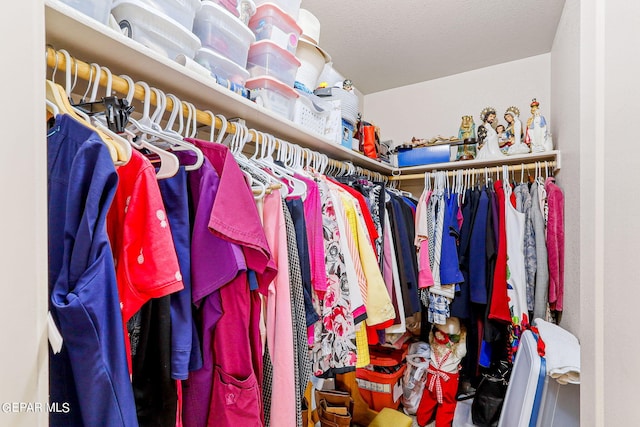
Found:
45,47 -> 387,182
388,160 -> 557,181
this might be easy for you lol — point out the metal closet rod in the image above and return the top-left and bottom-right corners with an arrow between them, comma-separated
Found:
388,160 -> 557,181
45,47 -> 388,182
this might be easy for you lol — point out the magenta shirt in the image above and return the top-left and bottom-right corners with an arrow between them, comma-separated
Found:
295,173 -> 327,295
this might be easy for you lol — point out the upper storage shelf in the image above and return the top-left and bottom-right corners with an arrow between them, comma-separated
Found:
44,0 -> 393,173
44,0 -> 561,177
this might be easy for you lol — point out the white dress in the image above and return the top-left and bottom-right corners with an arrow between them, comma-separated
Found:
504,180 -> 528,324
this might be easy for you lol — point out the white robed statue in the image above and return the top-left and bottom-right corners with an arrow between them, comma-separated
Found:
525,98 -> 553,152
476,106 -> 506,160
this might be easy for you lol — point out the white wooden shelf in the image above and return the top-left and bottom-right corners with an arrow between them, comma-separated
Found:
44,0 -> 394,174
390,150 -> 561,180
44,1 -> 561,178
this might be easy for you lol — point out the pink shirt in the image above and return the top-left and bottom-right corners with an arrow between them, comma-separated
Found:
262,191 -> 297,427
545,177 -> 564,311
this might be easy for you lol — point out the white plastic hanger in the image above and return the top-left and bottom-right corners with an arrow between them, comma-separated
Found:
120,75 -> 179,179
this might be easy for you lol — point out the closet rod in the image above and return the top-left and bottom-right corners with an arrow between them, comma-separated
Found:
388,160 -> 557,181
45,47 -> 387,182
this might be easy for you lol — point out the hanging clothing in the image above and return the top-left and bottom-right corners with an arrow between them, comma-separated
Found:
262,191 -> 296,427
504,180 -> 527,324
107,149 -> 185,371
515,183 -> 537,313
530,181 -> 550,320
546,176 -> 565,312
312,178 -> 358,377
488,180 -> 511,323
47,114 -> 138,427
468,188 -> 490,305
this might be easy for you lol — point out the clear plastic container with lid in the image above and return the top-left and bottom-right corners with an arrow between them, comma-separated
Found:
247,40 -> 301,87
246,76 -> 299,120
59,0 -> 113,24
193,1 -> 256,67
194,48 -> 250,85
253,0 -> 300,20
112,0 -> 201,60
248,3 -> 302,54
132,0 -> 202,31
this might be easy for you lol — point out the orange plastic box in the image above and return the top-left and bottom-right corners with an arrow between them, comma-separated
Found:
356,346 -> 407,412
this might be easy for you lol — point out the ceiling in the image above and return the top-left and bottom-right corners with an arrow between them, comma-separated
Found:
301,0 -> 566,95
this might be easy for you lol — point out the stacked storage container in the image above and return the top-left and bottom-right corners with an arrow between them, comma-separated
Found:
245,2 -> 303,120
111,0 -> 202,61
192,1 -> 255,87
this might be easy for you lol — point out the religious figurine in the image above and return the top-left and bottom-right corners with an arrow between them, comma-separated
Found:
476,106 -> 506,160
504,106 -> 529,155
456,115 -> 477,160
525,98 -> 553,152
458,115 -> 475,140
496,124 -> 511,154
416,318 -> 467,427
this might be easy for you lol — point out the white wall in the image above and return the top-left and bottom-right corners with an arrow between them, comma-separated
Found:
363,54 -> 551,148
550,0 -> 580,338
0,0 -> 48,426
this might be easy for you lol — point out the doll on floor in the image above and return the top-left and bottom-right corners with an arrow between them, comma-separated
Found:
416,317 -> 467,427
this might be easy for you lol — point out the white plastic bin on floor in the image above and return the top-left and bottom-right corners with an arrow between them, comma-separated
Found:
498,330 -> 546,427
536,378 -> 580,427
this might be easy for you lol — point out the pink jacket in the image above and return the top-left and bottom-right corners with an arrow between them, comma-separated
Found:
545,177 -> 565,311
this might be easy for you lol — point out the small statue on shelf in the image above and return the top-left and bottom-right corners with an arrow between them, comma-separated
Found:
457,115 -> 477,160
497,124 -> 511,154
504,106 -> 529,155
476,106 -> 506,160
525,98 -> 553,152
458,115 -> 475,140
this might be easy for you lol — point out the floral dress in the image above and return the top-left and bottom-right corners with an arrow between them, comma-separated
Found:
311,178 -> 358,377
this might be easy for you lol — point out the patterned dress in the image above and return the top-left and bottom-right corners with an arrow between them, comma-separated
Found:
311,178 -> 358,377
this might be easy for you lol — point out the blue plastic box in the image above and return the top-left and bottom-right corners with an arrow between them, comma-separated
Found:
396,144 -> 451,167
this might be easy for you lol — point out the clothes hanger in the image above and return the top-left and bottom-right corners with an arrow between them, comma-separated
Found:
84,64 -> 132,165
120,75 -> 179,179
47,50 -> 118,162
149,91 -> 203,171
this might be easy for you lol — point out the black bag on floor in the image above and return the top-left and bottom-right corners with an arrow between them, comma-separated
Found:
471,362 -> 511,427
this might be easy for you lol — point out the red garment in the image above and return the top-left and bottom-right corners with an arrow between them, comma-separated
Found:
107,150 -> 184,370
416,369 -> 459,427
488,180 -> 511,323
545,177 -> 564,311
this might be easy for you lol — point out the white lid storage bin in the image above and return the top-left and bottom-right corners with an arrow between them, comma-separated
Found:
132,0 -> 201,31
254,0 -> 300,20
248,3 -> 302,54
193,1 -> 256,67
246,76 -> 299,120
112,0 -> 201,60
195,48 -> 250,85
59,0 -> 113,24
247,40 -> 301,87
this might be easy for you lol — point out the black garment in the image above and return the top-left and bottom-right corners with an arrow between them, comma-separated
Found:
451,188 -> 480,319
286,197 -> 320,327
387,193 -> 420,316
131,296 -> 177,427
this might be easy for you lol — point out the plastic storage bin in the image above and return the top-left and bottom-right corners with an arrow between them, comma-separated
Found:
248,3 -> 302,54
254,0 -> 300,20
134,0 -> 201,31
59,0 -> 113,24
193,1 -> 256,67
112,0 -> 202,60
246,76 -> 299,120
247,40 -> 301,87
195,48 -> 250,85
356,346 -> 407,412
394,144 -> 452,167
